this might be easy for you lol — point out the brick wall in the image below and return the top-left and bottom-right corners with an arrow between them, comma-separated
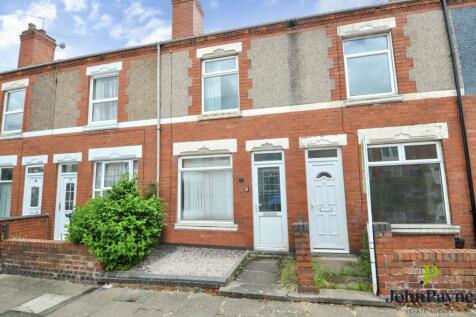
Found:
0,215 -> 49,240
0,239 -> 103,280
293,221 -> 316,293
374,223 -> 476,296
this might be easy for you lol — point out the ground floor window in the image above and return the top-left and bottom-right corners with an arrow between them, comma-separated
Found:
367,142 -> 449,224
179,155 -> 233,222
93,160 -> 138,197
0,167 -> 13,217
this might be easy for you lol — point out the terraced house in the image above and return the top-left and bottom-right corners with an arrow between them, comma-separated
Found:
0,0 -> 475,258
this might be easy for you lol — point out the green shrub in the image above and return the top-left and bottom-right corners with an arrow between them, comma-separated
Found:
360,230 -> 372,278
67,178 -> 165,271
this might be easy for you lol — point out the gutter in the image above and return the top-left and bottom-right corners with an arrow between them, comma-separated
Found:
156,43 -> 161,192
441,0 -> 476,240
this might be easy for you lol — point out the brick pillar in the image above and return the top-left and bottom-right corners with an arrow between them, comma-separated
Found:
293,221 -> 316,293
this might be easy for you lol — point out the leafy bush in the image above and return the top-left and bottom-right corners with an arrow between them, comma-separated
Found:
67,178 -> 165,271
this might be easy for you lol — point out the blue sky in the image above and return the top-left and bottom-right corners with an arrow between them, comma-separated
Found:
0,0 -> 386,71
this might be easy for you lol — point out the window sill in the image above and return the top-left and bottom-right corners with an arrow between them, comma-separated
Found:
174,222 -> 238,232
344,94 -> 404,107
0,133 -> 22,140
199,110 -> 241,121
391,224 -> 460,235
83,123 -> 119,132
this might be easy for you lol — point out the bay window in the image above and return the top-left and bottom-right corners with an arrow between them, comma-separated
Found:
93,160 -> 138,197
367,142 -> 450,225
202,57 -> 239,113
179,155 -> 234,223
89,75 -> 118,124
0,167 -> 13,217
2,89 -> 25,133
344,33 -> 397,98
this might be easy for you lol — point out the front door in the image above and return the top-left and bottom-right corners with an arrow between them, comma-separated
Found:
306,148 -> 349,252
55,165 -> 78,240
23,166 -> 44,216
252,152 -> 288,252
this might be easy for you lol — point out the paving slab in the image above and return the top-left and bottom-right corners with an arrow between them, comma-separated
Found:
140,291 -> 190,312
261,301 -> 308,317
290,289 -> 390,307
89,301 -> 143,317
12,293 -> 72,314
308,303 -> 354,317
218,297 -> 266,316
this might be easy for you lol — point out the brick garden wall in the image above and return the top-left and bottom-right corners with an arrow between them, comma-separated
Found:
0,215 -> 49,240
0,239 -> 103,280
374,223 -> 476,296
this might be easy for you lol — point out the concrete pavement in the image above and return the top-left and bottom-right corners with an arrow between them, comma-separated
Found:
0,274 -> 475,316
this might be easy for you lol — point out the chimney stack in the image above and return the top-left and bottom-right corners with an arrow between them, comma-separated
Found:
172,0 -> 204,39
18,23 -> 56,68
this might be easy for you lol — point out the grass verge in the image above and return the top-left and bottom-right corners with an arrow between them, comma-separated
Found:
279,256 -> 298,291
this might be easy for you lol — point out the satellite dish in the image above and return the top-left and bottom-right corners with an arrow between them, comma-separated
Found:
58,42 -> 66,49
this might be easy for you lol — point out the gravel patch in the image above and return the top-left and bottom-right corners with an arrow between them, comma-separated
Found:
130,246 -> 245,278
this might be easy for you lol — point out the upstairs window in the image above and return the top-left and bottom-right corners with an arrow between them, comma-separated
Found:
2,89 -> 25,134
93,160 -> 138,197
202,57 -> 239,113
0,167 -> 13,218
344,34 -> 397,98
89,75 -> 118,124
367,142 -> 449,225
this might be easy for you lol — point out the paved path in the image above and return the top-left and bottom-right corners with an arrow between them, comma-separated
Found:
0,274 -> 475,316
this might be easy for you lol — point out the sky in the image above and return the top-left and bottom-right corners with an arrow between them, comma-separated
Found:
0,0 -> 387,72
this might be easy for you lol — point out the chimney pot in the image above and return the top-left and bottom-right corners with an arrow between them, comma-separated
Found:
18,23 -> 56,68
172,0 -> 204,39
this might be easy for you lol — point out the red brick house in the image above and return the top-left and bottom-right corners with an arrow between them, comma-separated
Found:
0,0 -> 475,257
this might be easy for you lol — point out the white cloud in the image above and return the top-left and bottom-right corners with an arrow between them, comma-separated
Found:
73,15 -> 87,34
63,0 -> 88,12
209,0 -> 219,9
314,0 -> 386,13
110,1 -> 171,46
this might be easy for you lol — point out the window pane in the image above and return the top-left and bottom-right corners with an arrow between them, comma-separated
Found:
405,144 -> 438,160
181,170 -> 233,221
92,101 -> 117,122
64,183 -> 75,211
258,167 -> 281,212
61,164 -> 77,173
204,74 -> 239,112
6,90 -> 25,112
308,149 -> 338,159
93,76 -> 118,100
133,160 -> 138,178
254,153 -> 282,162
4,113 -> 23,131
368,147 -> 399,162
104,162 -> 129,187
0,183 -> 12,217
183,157 -> 230,169
344,36 -> 388,55
1,168 -> 12,181
28,166 -> 44,174
347,53 -> 393,96
370,164 -> 447,224
95,163 -> 102,190
30,186 -> 40,207
205,58 -> 236,74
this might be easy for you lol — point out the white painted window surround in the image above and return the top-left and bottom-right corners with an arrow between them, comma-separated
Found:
88,145 -> 142,161
173,139 -> 237,156
0,155 -> 18,166
22,155 -> 48,166
358,123 -> 449,144
86,62 -> 123,76
299,134 -> 347,149
1,79 -> 29,91
245,138 -> 289,152
196,42 -> 243,59
53,153 -> 82,164
337,17 -> 396,37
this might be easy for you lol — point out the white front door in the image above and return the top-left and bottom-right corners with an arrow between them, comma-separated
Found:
252,152 -> 288,252
306,148 -> 349,252
55,166 -> 78,240
23,166 -> 44,216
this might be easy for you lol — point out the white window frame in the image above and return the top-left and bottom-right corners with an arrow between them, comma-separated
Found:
88,73 -> 119,126
343,32 -> 398,100
93,159 -> 137,197
23,165 -> 44,216
201,56 -> 240,114
176,154 -> 235,228
0,166 -> 13,218
366,141 -> 451,225
2,88 -> 25,134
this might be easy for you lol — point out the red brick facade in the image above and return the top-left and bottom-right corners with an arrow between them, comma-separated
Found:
0,215 -> 49,240
18,23 -> 56,68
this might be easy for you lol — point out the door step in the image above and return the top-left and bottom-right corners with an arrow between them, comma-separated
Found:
314,254 -> 359,274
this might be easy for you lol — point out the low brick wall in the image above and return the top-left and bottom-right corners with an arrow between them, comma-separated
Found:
293,220 -> 316,293
0,215 -> 49,240
0,239 -> 103,280
374,223 -> 476,297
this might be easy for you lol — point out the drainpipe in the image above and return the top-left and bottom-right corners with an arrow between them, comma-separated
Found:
156,43 -> 161,193
441,0 -> 476,239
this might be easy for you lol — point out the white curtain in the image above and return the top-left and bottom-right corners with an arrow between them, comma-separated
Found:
92,76 -> 118,122
204,77 -> 222,112
104,162 -> 129,187
182,170 -> 233,221
0,183 -> 12,217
